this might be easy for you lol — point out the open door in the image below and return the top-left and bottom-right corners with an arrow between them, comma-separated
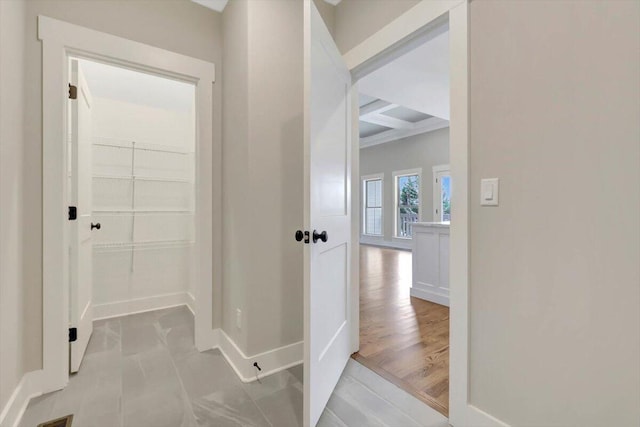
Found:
69,59 -> 94,373
303,2 -> 353,426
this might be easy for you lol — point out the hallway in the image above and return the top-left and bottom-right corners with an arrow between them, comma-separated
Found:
353,245 -> 450,415
20,307 -> 303,427
20,305 -> 447,427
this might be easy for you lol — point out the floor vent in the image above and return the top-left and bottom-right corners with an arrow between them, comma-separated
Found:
37,414 -> 73,427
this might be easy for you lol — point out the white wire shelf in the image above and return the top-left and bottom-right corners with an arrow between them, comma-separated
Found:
92,136 -> 193,155
93,209 -> 194,214
93,239 -> 195,251
93,174 -> 191,183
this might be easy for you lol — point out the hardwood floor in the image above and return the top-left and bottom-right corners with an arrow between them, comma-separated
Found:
353,244 -> 450,416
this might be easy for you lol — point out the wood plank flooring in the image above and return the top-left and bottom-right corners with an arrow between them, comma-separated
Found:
353,244 -> 450,416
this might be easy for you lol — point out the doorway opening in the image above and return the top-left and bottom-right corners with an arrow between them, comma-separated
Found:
66,57 -> 197,373
352,20 -> 452,417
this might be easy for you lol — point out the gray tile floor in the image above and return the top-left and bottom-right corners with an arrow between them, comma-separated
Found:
20,306 -> 448,427
319,360 -> 448,427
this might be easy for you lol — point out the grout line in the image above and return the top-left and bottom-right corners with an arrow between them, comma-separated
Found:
323,407 -> 349,427
341,363 -> 432,427
157,315 -> 199,426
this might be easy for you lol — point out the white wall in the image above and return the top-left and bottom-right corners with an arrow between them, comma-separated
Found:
222,0 -> 304,356
0,0 -> 26,416
20,0 -> 222,371
359,128 -> 449,248
468,1 -> 640,425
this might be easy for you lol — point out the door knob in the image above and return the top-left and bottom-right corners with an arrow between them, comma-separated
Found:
312,230 -> 328,243
295,230 -> 310,244
91,222 -> 101,230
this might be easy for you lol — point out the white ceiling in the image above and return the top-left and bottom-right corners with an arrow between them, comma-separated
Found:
191,0 -> 229,13
191,0 -> 341,13
358,28 -> 450,147
79,59 -> 195,113
358,29 -> 450,121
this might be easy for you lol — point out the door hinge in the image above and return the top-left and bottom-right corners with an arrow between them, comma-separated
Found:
68,83 -> 77,100
436,178 -> 438,183
69,327 -> 77,342
68,206 -> 77,221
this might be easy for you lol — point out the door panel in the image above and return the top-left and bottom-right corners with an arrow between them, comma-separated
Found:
304,2 -> 353,425
69,59 -> 94,373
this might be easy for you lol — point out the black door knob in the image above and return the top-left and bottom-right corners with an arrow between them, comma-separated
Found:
312,230 -> 328,243
91,222 -> 101,230
295,230 -> 310,244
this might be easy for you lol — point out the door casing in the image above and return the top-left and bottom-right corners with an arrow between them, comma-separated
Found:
38,15 -> 219,393
341,1 -> 502,425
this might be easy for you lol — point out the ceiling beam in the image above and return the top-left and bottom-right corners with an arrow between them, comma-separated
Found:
359,99 -> 395,115
360,117 -> 449,148
360,113 -> 413,130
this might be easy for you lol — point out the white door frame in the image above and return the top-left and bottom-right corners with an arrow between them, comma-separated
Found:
38,16 -> 220,393
433,164 -> 451,222
345,1 -> 505,425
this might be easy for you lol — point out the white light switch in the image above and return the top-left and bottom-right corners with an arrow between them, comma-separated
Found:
480,178 -> 499,206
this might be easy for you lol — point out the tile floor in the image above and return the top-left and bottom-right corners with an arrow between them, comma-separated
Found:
20,306 -> 448,427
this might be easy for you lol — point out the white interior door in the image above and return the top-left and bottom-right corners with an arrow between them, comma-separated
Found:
304,3 -> 352,426
69,59 -> 94,373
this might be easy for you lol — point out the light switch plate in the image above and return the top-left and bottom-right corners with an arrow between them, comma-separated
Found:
481,178 -> 499,206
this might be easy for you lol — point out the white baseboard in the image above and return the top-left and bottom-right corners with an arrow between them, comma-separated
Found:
186,292 -> 195,315
463,404 -> 510,427
210,329 -> 302,383
410,285 -> 450,307
93,291 -> 192,320
360,236 -> 413,250
0,370 -> 43,427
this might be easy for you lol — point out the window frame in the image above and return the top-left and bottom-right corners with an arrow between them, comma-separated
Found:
433,164 -> 451,222
392,168 -> 422,239
361,173 -> 384,236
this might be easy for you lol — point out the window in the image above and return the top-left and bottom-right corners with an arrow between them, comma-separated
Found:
433,165 -> 451,222
394,169 -> 421,238
362,175 -> 383,235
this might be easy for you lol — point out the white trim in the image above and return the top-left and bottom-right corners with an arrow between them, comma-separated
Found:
38,16 -> 219,394
360,117 -> 449,148
392,168 -> 422,238
432,164 -> 451,221
466,406 -> 511,427
361,173 -> 384,237
359,236 -> 412,251
410,287 -> 449,306
0,371 -> 43,427
343,0 -> 463,73
186,291 -> 196,315
92,292 -> 194,320
211,329 -> 303,383
346,1 -> 509,426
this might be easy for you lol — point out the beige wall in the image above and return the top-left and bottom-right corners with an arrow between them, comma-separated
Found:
469,1 -> 640,425
337,0 -> 639,424
222,0 -> 250,352
334,0 -> 420,53
360,128 -> 449,244
313,0 -> 335,37
21,0 -> 223,372
0,0 -> 26,413
222,0 -> 304,356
